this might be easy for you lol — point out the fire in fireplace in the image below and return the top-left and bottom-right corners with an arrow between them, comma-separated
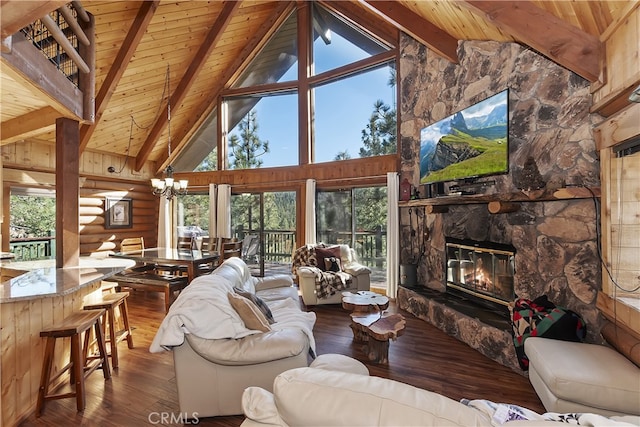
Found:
445,238 -> 515,311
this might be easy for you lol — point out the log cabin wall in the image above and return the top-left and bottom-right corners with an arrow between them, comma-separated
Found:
1,139 -> 158,254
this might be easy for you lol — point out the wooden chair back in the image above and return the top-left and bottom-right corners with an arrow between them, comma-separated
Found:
222,241 -> 243,260
201,237 -> 219,253
120,237 -> 144,252
177,236 -> 193,251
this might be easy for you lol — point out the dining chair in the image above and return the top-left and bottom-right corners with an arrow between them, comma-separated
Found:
120,237 -> 144,252
222,241 -> 243,261
118,237 -> 155,274
177,236 -> 193,251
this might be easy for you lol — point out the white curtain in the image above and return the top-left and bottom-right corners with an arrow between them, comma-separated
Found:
217,184 -> 232,238
305,179 -> 316,245
157,196 -> 172,248
208,183 -> 217,238
386,172 -> 399,299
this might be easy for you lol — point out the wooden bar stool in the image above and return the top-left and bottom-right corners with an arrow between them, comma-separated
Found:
37,309 -> 111,417
83,291 -> 134,369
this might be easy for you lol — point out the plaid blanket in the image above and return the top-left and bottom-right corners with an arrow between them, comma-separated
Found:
511,295 -> 586,370
292,244 -> 351,299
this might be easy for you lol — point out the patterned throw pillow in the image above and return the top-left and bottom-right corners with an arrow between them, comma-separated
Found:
233,287 -> 275,324
314,246 -> 341,271
227,292 -> 271,332
324,256 -> 342,272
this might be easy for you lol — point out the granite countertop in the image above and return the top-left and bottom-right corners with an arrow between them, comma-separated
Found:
0,257 -> 136,303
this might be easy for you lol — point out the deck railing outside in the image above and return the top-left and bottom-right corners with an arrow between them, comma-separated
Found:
9,237 -> 56,261
236,227 -> 387,269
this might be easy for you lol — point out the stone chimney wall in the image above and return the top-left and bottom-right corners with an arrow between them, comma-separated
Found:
398,36 -> 604,343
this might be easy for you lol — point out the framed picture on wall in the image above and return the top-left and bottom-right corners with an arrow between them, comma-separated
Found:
105,197 -> 132,229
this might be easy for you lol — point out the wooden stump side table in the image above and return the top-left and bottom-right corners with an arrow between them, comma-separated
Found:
350,313 -> 406,364
341,291 -> 406,364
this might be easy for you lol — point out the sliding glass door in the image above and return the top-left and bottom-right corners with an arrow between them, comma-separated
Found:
317,186 -> 387,272
231,191 -> 296,276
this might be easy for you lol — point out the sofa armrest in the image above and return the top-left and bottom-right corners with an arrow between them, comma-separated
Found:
254,274 -> 294,291
343,262 -> 371,276
186,328 -> 309,365
297,266 -> 321,278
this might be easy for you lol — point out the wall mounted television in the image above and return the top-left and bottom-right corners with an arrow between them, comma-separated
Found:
420,89 -> 509,185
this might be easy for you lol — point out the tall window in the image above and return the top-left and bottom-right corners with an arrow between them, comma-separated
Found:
177,3 -> 397,171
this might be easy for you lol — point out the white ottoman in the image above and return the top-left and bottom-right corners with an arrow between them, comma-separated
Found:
525,337 -> 640,417
310,353 -> 370,376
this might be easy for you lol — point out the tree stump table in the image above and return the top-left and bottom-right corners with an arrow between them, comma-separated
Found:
341,291 -> 405,364
350,313 -> 406,364
342,291 -> 390,342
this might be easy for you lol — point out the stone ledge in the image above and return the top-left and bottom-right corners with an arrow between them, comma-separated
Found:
398,286 -> 524,374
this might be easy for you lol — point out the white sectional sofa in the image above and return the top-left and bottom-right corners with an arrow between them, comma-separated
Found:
525,337 -> 640,417
241,358 -> 640,427
150,257 -> 316,418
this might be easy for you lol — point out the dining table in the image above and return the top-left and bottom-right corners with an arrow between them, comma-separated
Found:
110,247 -> 219,282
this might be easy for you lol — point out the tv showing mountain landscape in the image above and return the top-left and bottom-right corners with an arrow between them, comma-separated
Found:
420,89 -> 509,184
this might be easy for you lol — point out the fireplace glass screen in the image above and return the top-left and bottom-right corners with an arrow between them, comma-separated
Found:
446,239 -> 515,307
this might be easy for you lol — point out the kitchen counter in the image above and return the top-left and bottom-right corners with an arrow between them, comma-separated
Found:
0,256 -> 135,303
0,255 -> 137,426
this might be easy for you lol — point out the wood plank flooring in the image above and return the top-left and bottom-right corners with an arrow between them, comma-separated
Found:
20,287 -> 544,426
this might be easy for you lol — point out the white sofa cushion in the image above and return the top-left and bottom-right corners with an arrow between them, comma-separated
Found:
186,328 -> 309,365
271,367 -> 493,426
525,337 -> 640,415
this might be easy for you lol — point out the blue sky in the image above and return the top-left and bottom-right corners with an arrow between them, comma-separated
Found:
228,31 -> 395,167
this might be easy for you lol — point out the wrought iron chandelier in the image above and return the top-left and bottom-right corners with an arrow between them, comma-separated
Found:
151,65 -> 188,200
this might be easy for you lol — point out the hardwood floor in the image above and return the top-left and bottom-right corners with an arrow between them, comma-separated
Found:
20,287 -> 544,426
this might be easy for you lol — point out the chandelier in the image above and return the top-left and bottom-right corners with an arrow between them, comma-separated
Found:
151,65 -> 188,200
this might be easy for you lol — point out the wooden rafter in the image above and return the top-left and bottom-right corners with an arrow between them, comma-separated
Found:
0,106 -> 59,144
321,0 -> 399,47
155,1 -> 295,174
79,0 -> 159,153
458,0 -> 601,82
359,0 -> 459,63
135,1 -> 241,172
0,0 -> 68,39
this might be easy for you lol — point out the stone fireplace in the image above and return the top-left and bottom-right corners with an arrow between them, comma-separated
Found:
445,238 -> 515,314
395,36 -> 604,373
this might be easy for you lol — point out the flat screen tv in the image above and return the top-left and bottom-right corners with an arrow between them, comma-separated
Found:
420,89 -> 509,184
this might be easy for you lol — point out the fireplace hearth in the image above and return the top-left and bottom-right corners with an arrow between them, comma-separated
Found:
446,238 -> 515,314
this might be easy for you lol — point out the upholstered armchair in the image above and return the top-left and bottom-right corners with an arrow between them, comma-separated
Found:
292,244 -> 371,306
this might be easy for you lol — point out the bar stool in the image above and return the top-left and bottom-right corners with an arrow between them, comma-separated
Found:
83,291 -> 134,369
37,309 -> 111,417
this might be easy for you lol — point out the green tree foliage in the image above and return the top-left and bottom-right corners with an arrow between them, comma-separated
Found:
334,151 -> 352,161
10,195 -> 56,237
228,110 -> 270,169
359,99 -> 396,157
195,149 -> 217,172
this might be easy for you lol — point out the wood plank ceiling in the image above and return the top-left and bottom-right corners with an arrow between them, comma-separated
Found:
0,1 -> 636,175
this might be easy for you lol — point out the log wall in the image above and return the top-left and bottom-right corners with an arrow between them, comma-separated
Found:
1,140 -> 158,254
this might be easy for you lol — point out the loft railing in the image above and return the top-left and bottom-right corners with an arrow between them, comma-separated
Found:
21,8 -> 80,86
4,1 -> 95,123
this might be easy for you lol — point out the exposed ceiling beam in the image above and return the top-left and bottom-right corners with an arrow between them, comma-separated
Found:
1,0 -> 68,39
458,0 -> 601,82
156,1 -> 295,174
321,1 -> 399,47
0,106 -> 58,144
135,0 -> 241,171
79,0 -> 159,153
359,0 -> 459,63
